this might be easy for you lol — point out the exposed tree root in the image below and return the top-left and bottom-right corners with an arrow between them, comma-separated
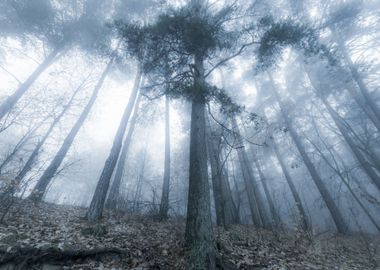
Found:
0,246 -> 125,269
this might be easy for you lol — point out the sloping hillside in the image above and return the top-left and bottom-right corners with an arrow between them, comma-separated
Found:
0,201 -> 379,269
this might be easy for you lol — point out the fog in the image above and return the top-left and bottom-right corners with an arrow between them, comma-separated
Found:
0,0 -> 380,268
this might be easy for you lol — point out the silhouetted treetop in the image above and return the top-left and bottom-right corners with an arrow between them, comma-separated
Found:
257,17 -> 332,70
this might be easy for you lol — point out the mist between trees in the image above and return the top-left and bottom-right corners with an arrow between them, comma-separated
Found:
0,0 -> 380,269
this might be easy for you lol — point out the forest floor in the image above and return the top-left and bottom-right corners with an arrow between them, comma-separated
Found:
0,201 -> 379,270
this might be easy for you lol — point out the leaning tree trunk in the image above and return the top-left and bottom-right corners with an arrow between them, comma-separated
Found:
105,94 -> 141,210
334,33 -> 380,124
306,123 -> 380,233
231,117 -> 270,228
303,62 -> 380,170
16,123 -> 56,183
185,54 -> 215,270
0,120 -> 49,202
0,131 -> 32,174
15,82 -> 83,184
343,79 -> 380,133
1,86 -> 82,201
322,98 -> 380,192
304,69 -> 380,192
324,58 -> 380,133
270,137 -> 310,231
269,74 -> 349,234
0,47 -> 62,120
85,67 -> 142,221
0,116 -> 47,174
338,115 -> 380,172
28,58 -> 114,202
159,95 -> 171,220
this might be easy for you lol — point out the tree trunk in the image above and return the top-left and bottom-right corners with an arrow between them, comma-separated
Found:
85,67 -> 142,221
271,137 -> 310,231
220,168 -> 240,226
0,119 -> 45,174
335,34 -> 380,124
269,74 -> 349,234
132,148 -> 147,213
231,117 -> 270,228
205,114 -> 224,227
205,114 -> 238,228
159,95 -> 171,220
303,62 -> 380,171
343,79 -> 380,133
0,133 -> 30,174
305,68 -> 380,192
15,83 -> 83,184
105,94 -> 141,210
0,48 -> 61,120
253,158 -> 281,227
323,98 -> 380,192
241,120 -> 280,228
306,121 -> 380,232
28,58 -> 114,202
219,146 -> 240,227
185,54 -> 215,270
229,156 -> 242,217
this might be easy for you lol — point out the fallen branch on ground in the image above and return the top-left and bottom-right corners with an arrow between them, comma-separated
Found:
0,246 -> 126,268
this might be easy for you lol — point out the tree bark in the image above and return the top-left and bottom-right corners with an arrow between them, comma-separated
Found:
85,67 -> 142,221
0,47 -> 61,120
105,94 -> 141,210
269,74 -> 349,234
185,54 -> 215,270
159,95 -> 171,220
231,117 -> 270,228
28,58 -> 114,202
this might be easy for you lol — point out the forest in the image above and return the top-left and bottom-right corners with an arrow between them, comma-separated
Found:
0,0 -> 380,269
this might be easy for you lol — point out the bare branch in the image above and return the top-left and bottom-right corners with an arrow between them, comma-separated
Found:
204,41 -> 257,78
